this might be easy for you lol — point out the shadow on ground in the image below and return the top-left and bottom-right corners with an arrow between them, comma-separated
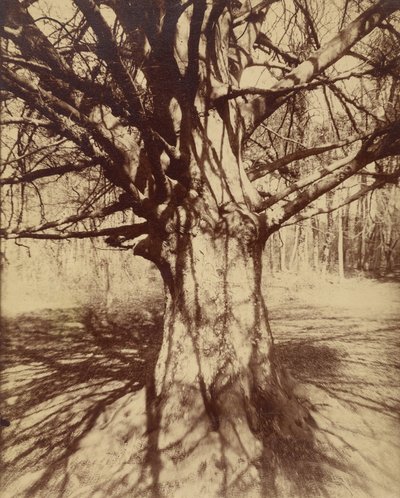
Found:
1,282 -> 399,497
0,298 -> 163,495
270,293 -> 400,498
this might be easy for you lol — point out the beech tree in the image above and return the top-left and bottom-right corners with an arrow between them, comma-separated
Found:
1,0 -> 400,495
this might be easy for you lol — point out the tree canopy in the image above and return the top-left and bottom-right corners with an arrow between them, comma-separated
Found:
1,0 -> 399,248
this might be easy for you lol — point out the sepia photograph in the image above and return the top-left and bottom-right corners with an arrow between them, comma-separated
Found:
0,0 -> 399,496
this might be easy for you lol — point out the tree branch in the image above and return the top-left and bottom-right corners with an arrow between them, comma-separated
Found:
243,0 -> 399,137
283,170 -> 400,225
1,54 -> 131,124
262,120 -> 400,232
73,0 -> 146,124
233,0 -> 279,27
247,135 -> 364,181
0,223 -> 148,241
3,138 -> 67,166
217,69 -> 374,100
1,68 -> 147,203
1,199 -> 132,237
74,0 -> 175,201
254,33 -> 300,66
0,159 -> 98,185
261,150 -> 360,208
0,117 -> 53,128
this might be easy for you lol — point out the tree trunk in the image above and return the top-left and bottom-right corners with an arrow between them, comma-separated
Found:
140,208 -> 308,496
289,225 -> 299,271
279,230 -> 287,272
343,188 -> 351,273
321,192 -> 334,276
311,217 -> 320,272
338,208 -> 344,280
133,111 -> 312,496
153,224 -> 265,491
356,188 -> 367,271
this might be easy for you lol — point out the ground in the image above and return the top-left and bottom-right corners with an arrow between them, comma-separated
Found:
0,276 -> 399,497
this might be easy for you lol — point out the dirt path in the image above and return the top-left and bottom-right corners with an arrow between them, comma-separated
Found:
268,278 -> 400,497
1,279 -> 399,497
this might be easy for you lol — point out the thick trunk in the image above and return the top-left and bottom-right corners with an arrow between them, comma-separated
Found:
132,106 -> 313,495
148,211 -> 266,492
140,203 -> 312,496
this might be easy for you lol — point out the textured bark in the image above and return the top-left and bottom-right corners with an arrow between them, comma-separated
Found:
132,114 -> 311,495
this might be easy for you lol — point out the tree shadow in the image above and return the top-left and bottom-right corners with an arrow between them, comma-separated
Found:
1,300 -> 399,498
260,341 -> 348,497
271,335 -> 400,498
0,300 -> 163,495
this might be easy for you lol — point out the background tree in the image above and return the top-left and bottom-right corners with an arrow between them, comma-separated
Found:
1,0 -> 400,495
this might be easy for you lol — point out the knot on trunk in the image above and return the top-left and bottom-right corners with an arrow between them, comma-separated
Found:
218,202 -> 259,245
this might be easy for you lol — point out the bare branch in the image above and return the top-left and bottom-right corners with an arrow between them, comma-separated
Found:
2,138 -> 67,166
1,223 -> 148,241
0,117 -> 53,128
262,120 -> 400,232
254,33 -> 300,66
0,159 -> 98,185
243,0 -> 399,137
1,199 -> 132,237
73,0 -> 176,201
261,150 -> 360,208
247,135 -> 364,181
73,0 -> 146,123
1,54 -> 131,125
1,68 -> 147,203
284,170 -> 400,225
1,67 -> 106,159
233,0 -> 279,27
260,124 -> 306,148
216,69 -> 375,100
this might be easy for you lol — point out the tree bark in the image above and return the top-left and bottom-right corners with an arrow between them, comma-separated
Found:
311,217 -> 320,272
133,113 -> 312,495
338,208 -> 345,280
289,225 -> 300,271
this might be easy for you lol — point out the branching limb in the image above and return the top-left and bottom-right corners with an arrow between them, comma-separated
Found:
1,68 -> 147,204
1,67 -> 125,164
261,120 -> 400,233
1,68 -> 108,160
243,0 -> 399,137
284,170 -> 400,225
1,199 -> 132,237
247,135 -> 365,181
0,117 -> 53,128
261,150 -> 360,208
254,33 -> 300,66
73,0 -> 176,201
73,0 -> 146,124
216,69 -> 375,100
0,223 -> 148,241
2,138 -> 67,166
0,159 -> 98,185
1,54 -> 131,124
233,0 -> 280,27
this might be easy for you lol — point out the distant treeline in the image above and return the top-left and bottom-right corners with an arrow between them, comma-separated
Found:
265,184 -> 399,278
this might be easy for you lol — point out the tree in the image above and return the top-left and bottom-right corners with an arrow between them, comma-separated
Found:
1,0 -> 400,495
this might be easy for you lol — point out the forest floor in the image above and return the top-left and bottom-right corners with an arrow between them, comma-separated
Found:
0,276 -> 399,497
